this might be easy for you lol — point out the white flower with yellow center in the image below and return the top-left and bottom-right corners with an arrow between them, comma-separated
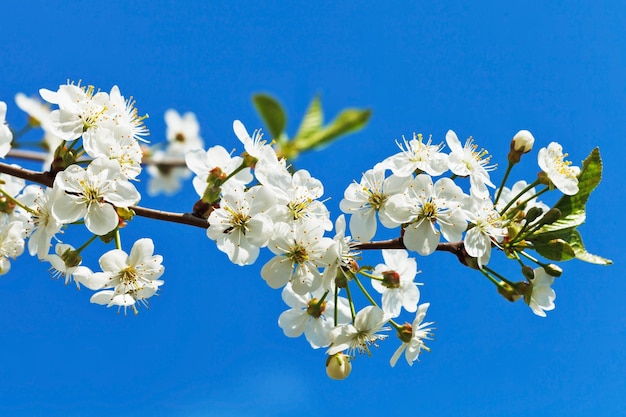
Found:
261,219 -> 335,294
278,282 -> 351,349
446,130 -> 496,198
538,142 -> 580,196
463,196 -> 506,267
384,133 -> 449,177
327,305 -> 390,357
371,249 -> 421,318
207,185 -> 275,266
390,303 -> 434,367
51,158 -> 140,236
39,83 -> 111,141
339,165 -> 411,242
385,174 -> 468,256
89,238 -> 164,313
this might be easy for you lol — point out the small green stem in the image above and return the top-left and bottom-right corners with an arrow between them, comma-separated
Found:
493,161 -> 514,206
114,229 -> 122,250
358,269 -> 383,281
498,179 -> 541,216
344,282 -> 356,322
0,188 -> 37,215
479,268 -> 505,288
353,275 -> 379,308
75,234 -> 99,253
483,265 -> 515,286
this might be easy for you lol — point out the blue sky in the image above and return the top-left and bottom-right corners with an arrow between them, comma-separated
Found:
1,1 -> 624,416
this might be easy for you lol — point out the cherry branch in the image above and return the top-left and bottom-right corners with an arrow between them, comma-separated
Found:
6,148 -> 188,168
0,155 -> 468,262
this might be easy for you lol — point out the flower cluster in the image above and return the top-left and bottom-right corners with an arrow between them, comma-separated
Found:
0,82 -> 608,378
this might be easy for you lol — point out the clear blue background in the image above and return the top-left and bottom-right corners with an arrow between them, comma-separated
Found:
0,1 -> 624,416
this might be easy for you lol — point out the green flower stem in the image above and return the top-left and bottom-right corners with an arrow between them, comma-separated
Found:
498,179 -> 541,216
482,265 -> 515,286
317,290 -> 330,306
333,287 -> 339,327
222,160 -> 249,184
0,188 -> 37,214
75,234 -> 99,254
479,268 -> 505,289
344,281 -> 356,322
114,229 -> 122,250
505,186 -> 551,221
518,250 -> 548,267
388,318 -> 402,332
493,161 -> 514,206
358,269 -> 383,281
353,275 -> 379,308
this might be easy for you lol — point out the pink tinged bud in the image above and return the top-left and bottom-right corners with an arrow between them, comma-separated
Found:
512,130 -> 535,153
326,353 -> 352,380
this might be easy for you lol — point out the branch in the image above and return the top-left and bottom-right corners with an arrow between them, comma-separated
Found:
6,149 -> 188,168
355,238 -> 474,267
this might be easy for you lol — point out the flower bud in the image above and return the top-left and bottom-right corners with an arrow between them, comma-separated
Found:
326,353 -> 352,380
543,263 -> 563,277
508,130 -> 535,164
512,130 -> 535,153
537,208 -> 561,226
524,206 -> 544,224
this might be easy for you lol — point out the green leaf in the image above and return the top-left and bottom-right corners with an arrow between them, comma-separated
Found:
531,227 -> 613,265
295,108 -> 371,151
536,147 -> 602,234
533,238 -> 576,261
566,229 -> 613,265
294,96 -> 323,140
252,94 -> 287,140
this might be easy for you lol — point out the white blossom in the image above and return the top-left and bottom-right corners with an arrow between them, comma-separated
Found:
43,243 -> 93,289
339,165 -> 411,242
538,142 -> 580,196
383,133 -> 449,177
463,196 -> 505,267
164,109 -> 204,152
278,282 -> 351,349
0,101 -> 13,158
327,305 -> 390,356
385,174 -> 468,256
371,249 -> 421,317
261,220 -> 334,294
51,158 -> 140,236
446,130 -> 496,198
390,303 -> 434,367
89,238 -> 164,312
185,145 -> 252,198
207,185 -> 275,266
526,267 -> 556,317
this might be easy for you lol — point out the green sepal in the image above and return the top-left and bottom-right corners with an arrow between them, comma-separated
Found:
252,94 -> 287,141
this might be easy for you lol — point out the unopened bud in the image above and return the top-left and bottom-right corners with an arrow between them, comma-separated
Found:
326,353 -> 352,380
511,130 -> 535,153
538,208 -> 561,226
525,206 -> 544,224
543,263 -> 563,277
508,130 -> 535,164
